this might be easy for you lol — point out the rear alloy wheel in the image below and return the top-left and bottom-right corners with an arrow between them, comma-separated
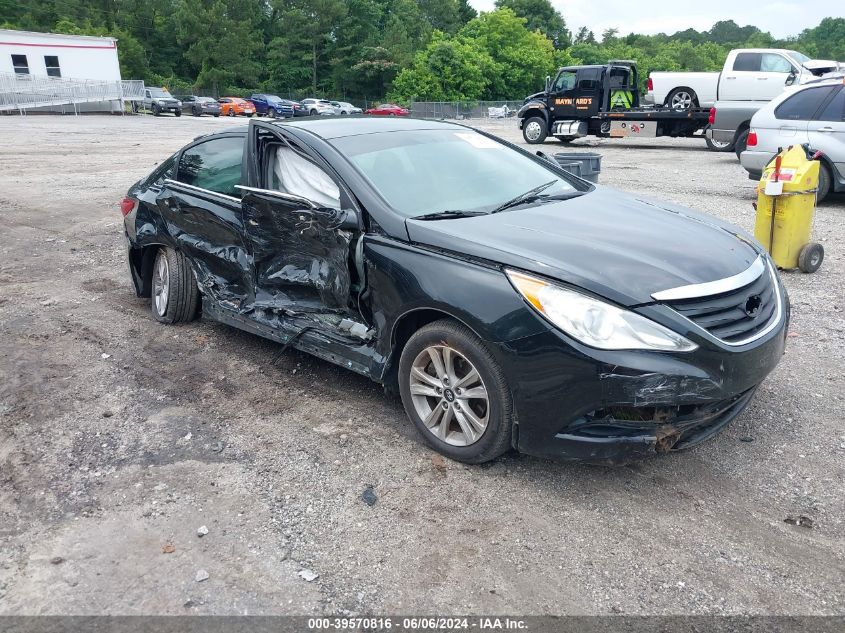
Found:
151,247 -> 199,324
522,116 -> 548,144
667,88 -> 696,111
399,319 -> 512,463
705,134 -> 734,152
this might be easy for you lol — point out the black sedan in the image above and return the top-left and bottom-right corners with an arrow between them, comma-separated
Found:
121,118 -> 788,464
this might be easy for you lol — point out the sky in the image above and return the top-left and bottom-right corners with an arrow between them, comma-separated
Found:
467,0 -> 843,39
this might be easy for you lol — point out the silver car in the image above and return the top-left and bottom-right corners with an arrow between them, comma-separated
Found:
741,75 -> 845,201
300,98 -> 338,116
330,101 -> 363,115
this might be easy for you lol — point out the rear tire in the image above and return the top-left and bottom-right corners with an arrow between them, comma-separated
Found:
667,88 -> 697,111
734,129 -> 750,159
816,163 -> 831,203
151,247 -> 199,324
705,134 -> 734,152
398,319 -> 513,464
522,116 -> 548,144
192,107 -> 200,117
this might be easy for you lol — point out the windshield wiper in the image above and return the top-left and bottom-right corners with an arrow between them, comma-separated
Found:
490,180 -> 558,214
412,210 -> 488,221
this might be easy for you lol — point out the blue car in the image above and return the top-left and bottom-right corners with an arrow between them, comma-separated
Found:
248,94 -> 293,118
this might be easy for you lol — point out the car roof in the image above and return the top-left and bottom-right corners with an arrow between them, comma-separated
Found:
271,117 -> 461,139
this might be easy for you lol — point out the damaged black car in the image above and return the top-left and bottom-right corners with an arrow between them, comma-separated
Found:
122,118 -> 788,464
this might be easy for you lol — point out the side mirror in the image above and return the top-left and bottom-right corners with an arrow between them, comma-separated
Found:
785,71 -> 797,86
545,75 -> 551,93
535,150 -> 556,165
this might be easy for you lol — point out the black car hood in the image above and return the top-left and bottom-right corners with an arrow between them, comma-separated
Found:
405,187 -> 760,307
524,91 -> 547,103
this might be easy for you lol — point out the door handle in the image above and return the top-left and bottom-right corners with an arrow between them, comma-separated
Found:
816,126 -> 834,132
724,76 -> 736,80
756,77 -> 768,80
165,197 -> 181,211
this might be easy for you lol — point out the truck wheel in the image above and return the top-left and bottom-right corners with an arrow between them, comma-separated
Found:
816,163 -> 831,203
152,104 -> 161,116
734,129 -> 750,159
667,88 -> 696,111
522,117 -> 547,144
705,135 -> 734,152
798,243 -> 824,273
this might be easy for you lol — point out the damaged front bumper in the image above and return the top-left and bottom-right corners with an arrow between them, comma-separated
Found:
499,314 -> 787,465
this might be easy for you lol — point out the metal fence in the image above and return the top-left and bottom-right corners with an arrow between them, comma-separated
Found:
409,101 -> 523,121
0,72 -> 145,114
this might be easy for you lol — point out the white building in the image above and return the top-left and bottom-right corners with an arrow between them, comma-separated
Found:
0,29 -> 126,113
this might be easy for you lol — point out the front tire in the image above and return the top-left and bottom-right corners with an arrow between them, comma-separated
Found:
522,116 -> 548,144
228,109 -> 235,117
398,319 -> 513,463
175,110 -> 181,117
151,248 -> 199,324
152,104 -> 161,116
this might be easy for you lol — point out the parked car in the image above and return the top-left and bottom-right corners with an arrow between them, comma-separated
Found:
122,118 -> 788,464
248,93 -> 291,118
645,48 -> 842,111
141,87 -> 181,117
283,99 -> 307,117
741,75 -> 845,202
181,96 -> 221,117
365,103 -> 409,116
331,101 -> 362,115
218,97 -> 256,117
300,98 -> 338,115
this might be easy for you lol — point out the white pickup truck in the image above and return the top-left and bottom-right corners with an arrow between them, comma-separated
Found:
645,48 -> 842,110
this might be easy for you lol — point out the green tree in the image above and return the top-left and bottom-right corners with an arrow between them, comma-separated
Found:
494,0 -> 570,48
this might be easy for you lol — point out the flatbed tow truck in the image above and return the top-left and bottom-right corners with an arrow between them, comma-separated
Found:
517,60 -> 711,144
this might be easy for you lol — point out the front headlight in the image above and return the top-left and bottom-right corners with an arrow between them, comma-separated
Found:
176,100 -> 182,107
507,270 -> 697,352
156,99 -> 166,105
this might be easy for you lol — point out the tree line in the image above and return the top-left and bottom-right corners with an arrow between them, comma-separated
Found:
1,0 -> 843,103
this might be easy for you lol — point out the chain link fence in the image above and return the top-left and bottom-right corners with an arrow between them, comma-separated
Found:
408,101 -> 523,122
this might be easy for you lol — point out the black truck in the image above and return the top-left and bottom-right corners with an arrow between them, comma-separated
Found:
517,61 -> 711,144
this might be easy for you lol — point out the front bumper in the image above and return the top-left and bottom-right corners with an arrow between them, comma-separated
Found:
740,150 -> 773,181
498,305 -> 788,465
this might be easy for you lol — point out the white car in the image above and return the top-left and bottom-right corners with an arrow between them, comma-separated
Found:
300,98 -> 338,116
330,101 -> 362,115
741,75 -> 845,202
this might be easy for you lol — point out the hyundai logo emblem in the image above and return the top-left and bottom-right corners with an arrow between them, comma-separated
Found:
744,295 -> 762,318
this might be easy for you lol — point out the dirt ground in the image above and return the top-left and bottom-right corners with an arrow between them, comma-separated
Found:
0,114 -> 843,616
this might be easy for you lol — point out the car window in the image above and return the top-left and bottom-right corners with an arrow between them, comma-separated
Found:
145,155 -> 176,186
177,136 -> 244,198
333,129 -> 577,217
818,88 -> 845,122
775,86 -> 836,121
554,71 -> 576,91
761,54 -> 793,73
577,68 -> 601,90
733,53 -> 761,72
269,145 -> 340,209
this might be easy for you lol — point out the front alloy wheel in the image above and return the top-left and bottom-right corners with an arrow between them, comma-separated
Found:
399,319 -> 513,463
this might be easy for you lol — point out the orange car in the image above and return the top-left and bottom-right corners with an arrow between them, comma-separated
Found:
218,97 -> 256,117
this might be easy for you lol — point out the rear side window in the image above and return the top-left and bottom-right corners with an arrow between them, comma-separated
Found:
733,53 -> 761,72
818,89 -> 845,122
146,155 -> 176,186
177,136 -> 244,197
775,87 -> 835,121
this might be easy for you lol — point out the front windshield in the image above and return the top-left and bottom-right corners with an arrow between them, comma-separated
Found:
149,88 -> 172,98
333,129 -> 578,217
788,51 -> 811,63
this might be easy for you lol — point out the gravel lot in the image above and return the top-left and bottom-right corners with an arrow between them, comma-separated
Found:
0,114 -> 842,616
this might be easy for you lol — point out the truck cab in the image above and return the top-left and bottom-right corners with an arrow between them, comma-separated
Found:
518,62 -> 640,143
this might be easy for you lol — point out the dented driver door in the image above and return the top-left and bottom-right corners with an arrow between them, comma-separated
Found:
237,123 -> 358,315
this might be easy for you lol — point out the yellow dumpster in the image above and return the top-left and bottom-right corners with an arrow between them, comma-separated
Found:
754,144 -> 824,273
